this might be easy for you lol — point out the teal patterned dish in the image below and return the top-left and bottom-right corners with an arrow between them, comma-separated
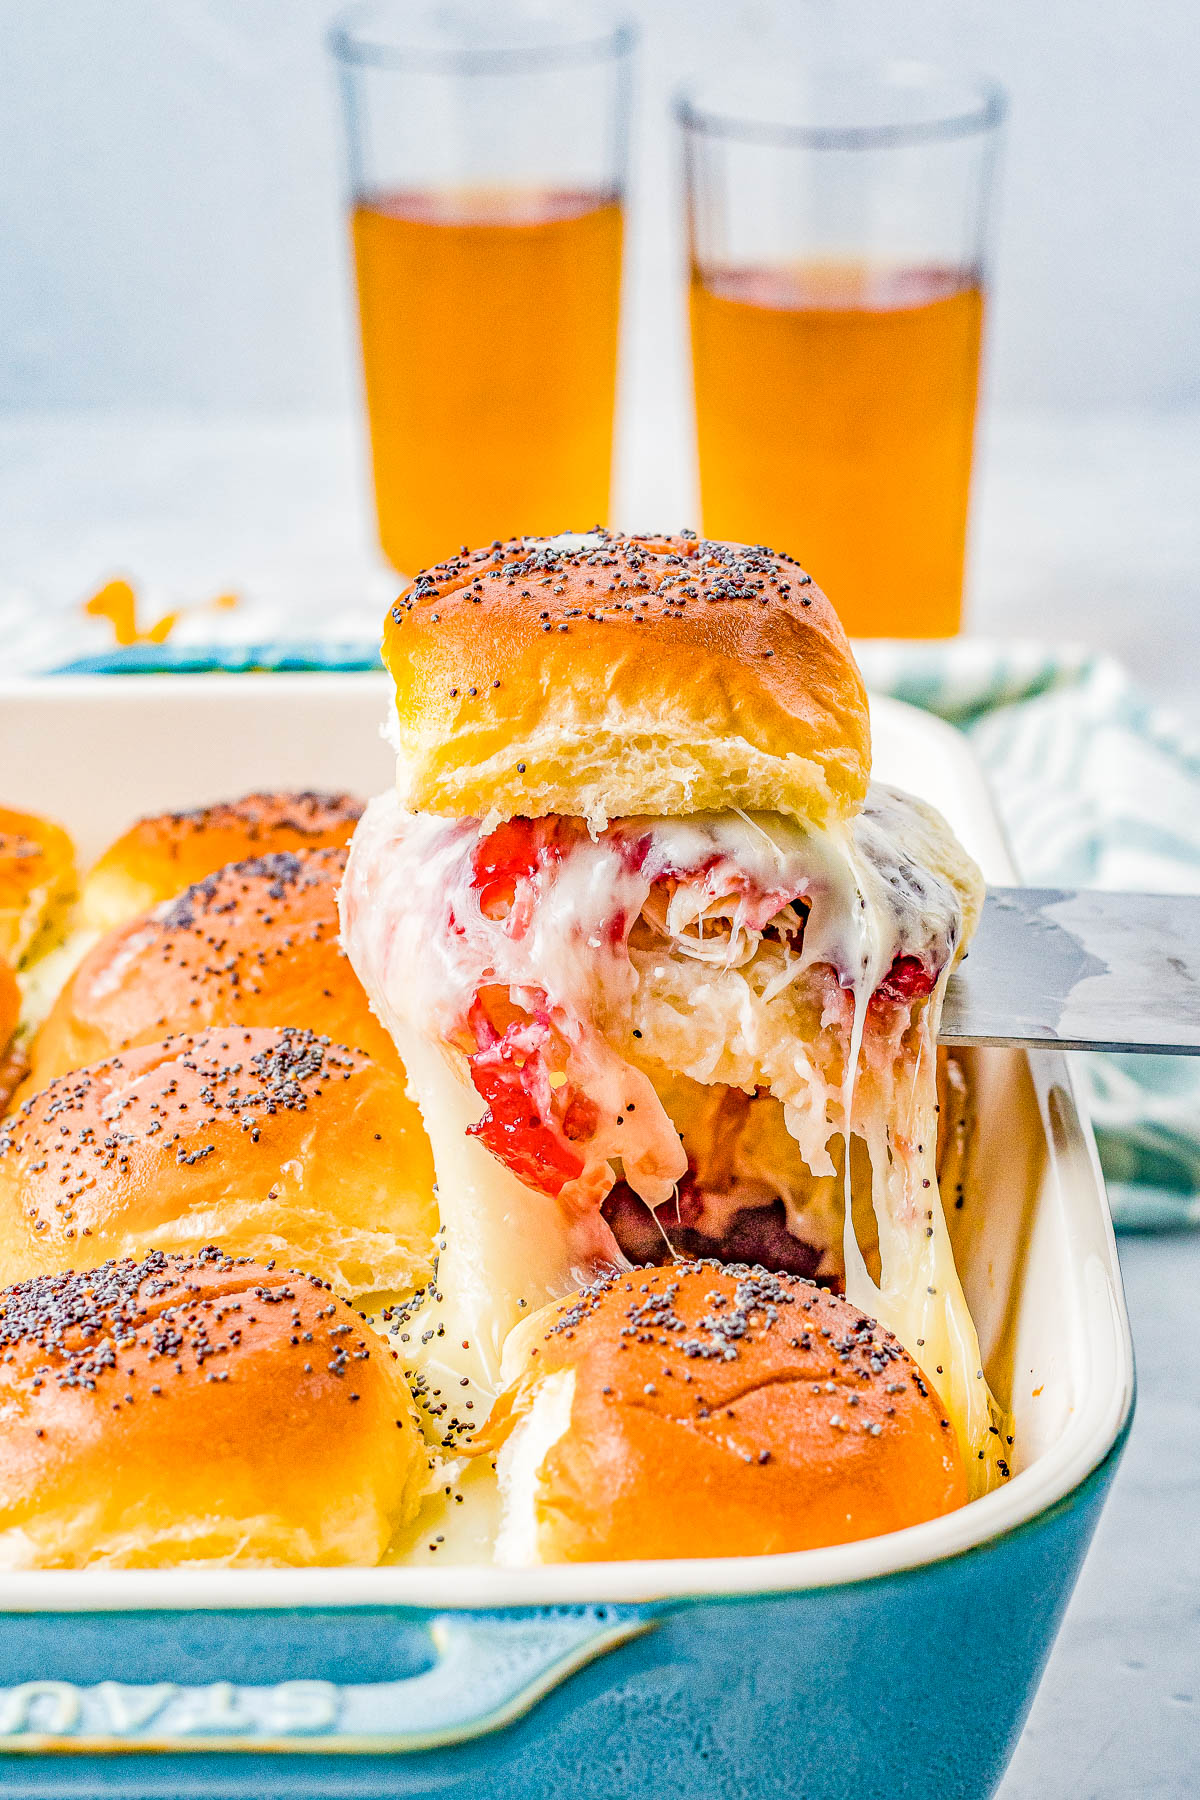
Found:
0,1441 -> 1128,1798
0,674 -> 1134,1799
49,642 -> 385,675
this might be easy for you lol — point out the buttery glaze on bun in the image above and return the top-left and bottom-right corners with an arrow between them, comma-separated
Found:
383,531 -> 870,830
80,790 -> 364,934
0,807 -> 77,968
0,1249 -> 426,1568
0,1028 -> 436,1298
27,847 -> 402,1091
483,1262 -> 966,1564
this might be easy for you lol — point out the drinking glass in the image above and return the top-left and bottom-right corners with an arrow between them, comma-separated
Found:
679,62 -> 1005,637
331,1 -> 634,575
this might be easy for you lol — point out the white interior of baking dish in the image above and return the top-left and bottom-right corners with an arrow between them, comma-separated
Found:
0,675 -> 1133,1610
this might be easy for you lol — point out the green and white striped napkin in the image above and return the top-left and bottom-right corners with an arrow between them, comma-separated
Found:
857,639 -> 1200,1229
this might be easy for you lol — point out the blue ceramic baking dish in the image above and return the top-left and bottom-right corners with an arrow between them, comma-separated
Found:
0,676 -> 1135,1799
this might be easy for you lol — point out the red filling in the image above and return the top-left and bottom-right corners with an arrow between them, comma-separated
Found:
460,818 -> 937,1209
464,994 -> 598,1197
470,816 -> 582,923
875,953 -> 937,1005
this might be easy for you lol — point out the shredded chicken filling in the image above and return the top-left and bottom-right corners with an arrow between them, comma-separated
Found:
340,788 -> 1011,1492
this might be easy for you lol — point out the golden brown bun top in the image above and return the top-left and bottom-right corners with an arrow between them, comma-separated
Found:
0,1248 -> 341,1389
383,532 -> 870,830
489,1261 -> 966,1561
27,847 -> 401,1092
0,1027 -> 437,1296
0,806 -> 77,968
0,1249 -> 425,1567
81,790 -> 364,933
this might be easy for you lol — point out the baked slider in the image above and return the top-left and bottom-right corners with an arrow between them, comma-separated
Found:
0,1248 -> 426,1567
481,1262 -> 967,1564
0,807 -> 77,971
0,1027 -> 436,1299
342,531 -> 1005,1491
80,790 -> 363,934
27,846 -> 402,1091
0,806 -> 79,1109
0,959 -> 21,1113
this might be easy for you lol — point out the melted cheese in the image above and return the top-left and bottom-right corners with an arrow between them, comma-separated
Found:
341,786 -> 1009,1492
14,927 -> 98,1039
493,1368 -> 576,1568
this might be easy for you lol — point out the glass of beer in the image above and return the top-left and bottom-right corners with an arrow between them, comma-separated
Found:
331,2 -> 634,575
679,63 -> 1005,636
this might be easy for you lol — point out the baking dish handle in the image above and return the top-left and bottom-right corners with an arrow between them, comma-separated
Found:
0,1606 -> 655,1753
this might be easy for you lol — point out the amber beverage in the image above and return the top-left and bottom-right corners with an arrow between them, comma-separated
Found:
331,4 -> 634,576
690,264 -> 984,637
353,190 -> 623,576
679,63 -> 1004,637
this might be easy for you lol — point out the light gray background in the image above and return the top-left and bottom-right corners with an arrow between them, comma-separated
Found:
3,0 -> 1199,422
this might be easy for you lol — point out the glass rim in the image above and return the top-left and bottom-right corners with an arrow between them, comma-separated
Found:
674,59 -> 1007,151
329,2 -> 636,75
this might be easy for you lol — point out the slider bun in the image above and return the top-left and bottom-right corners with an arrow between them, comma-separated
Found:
0,1027 -> 436,1299
0,960 -> 18,1061
80,790 -> 363,934
485,1261 -> 966,1564
383,532 -> 870,831
27,847 -> 403,1091
870,784 -> 985,959
0,807 -> 77,968
0,958 -> 21,1110
0,1249 -> 426,1567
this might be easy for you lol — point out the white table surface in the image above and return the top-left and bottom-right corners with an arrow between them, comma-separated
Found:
0,407 -> 1198,1797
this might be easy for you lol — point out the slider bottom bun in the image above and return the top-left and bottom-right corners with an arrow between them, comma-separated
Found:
0,807 -> 77,970
483,1262 -> 966,1565
0,1027 -> 438,1300
0,958 -> 22,1112
0,1249 -> 426,1568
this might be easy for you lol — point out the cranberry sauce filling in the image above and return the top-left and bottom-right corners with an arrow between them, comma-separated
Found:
470,816 -> 579,923
873,953 -> 937,1006
464,994 -> 599,1198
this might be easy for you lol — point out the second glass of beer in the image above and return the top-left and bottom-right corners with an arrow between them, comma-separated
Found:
680,64 -> 1004,636
332,3 -> 633,575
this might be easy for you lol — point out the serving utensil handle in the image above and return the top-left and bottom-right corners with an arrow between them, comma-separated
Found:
0,1608 -> 652,1754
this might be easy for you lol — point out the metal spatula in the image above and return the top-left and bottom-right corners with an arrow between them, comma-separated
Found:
939,888 -> 1200,1055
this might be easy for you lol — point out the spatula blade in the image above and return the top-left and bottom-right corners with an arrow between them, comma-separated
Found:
940,887 -> 1200,1055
